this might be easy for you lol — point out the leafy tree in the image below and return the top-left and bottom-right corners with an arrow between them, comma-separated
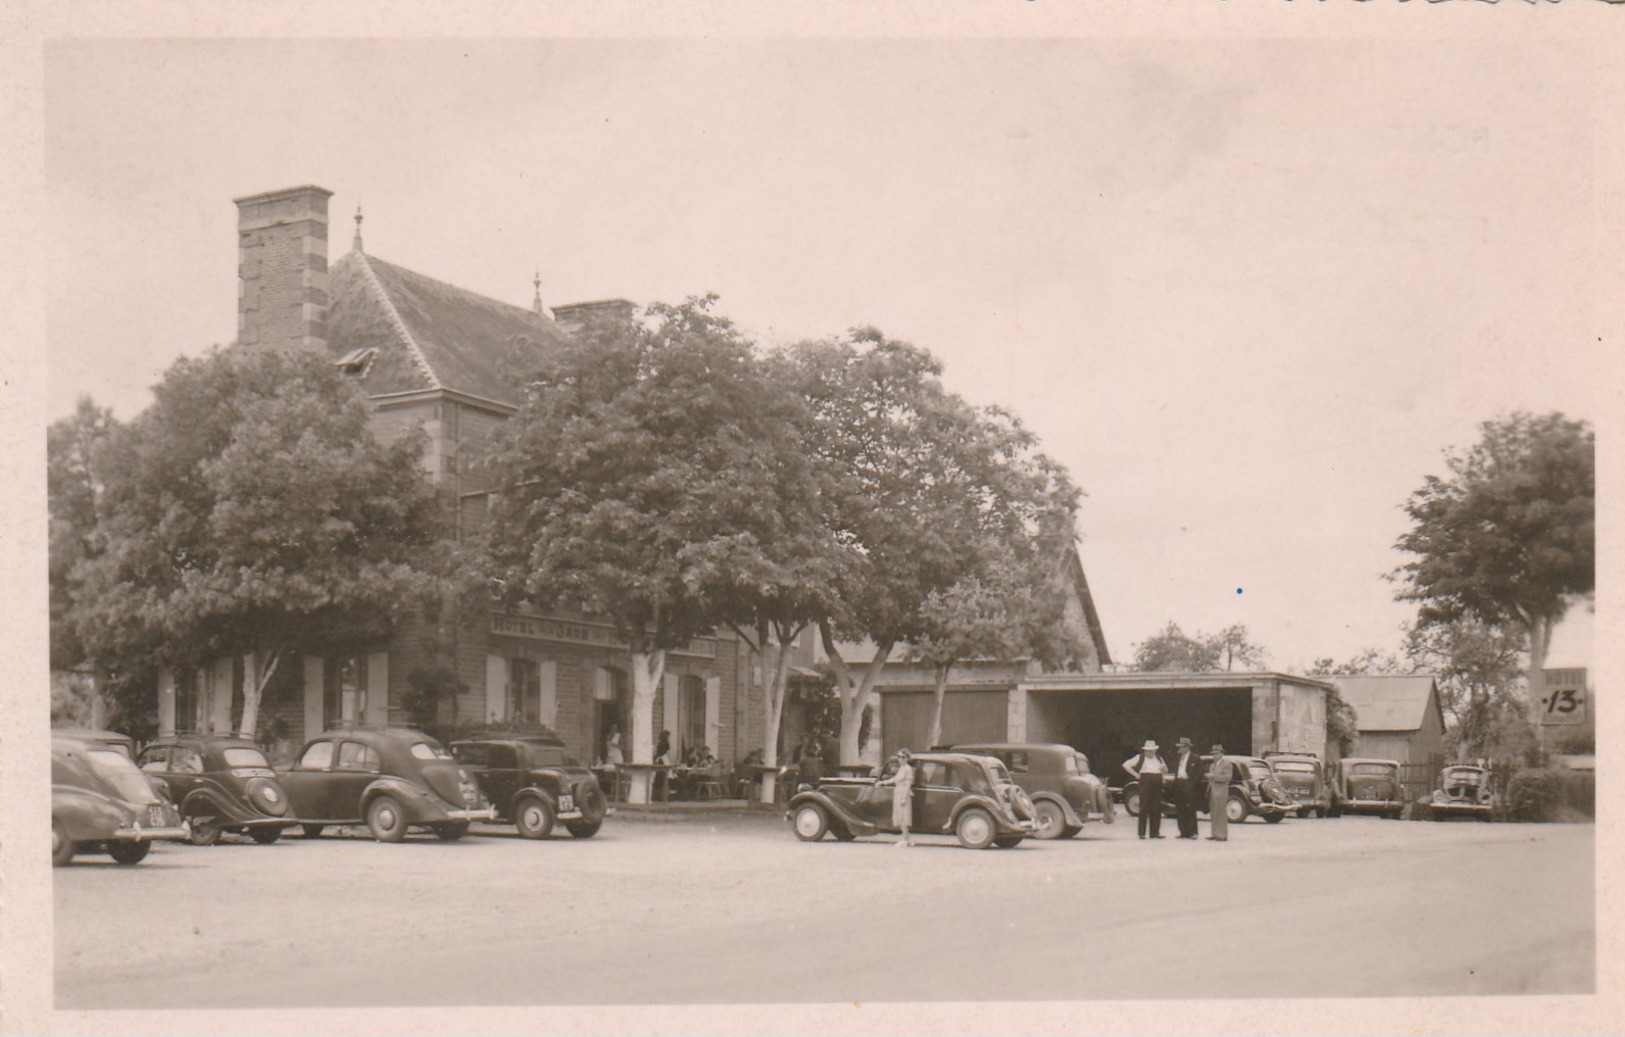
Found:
62,345 -> 451,738
1403,619 -> 1525,761
49,398 -> 120,674
1134,622 -> 1219,672
786,329 -> 1080,765
482,297 -> 822,803
912,527 -> 1080,749
1393,412 -> 1594,704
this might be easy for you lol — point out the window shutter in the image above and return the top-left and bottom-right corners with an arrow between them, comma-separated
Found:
663,673 -> 680,754
303,656 -> 325,739
210,657 -> 234,734
366,653 -> 389,726
705,676 -> 721,757
539,661 -> 558,728
486,655 -> 508,723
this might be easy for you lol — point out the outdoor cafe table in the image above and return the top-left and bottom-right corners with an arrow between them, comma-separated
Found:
601,763 -> 679,803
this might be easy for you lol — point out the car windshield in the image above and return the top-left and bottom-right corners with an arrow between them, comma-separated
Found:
223,747 -> 270,768
1073,753 -> 1092,775
86,748 -> 156,803
1061,753 -> 1079,775
409,741 -> 452,761
1444,768 -> 1483,784
1272,761 -> 1315,774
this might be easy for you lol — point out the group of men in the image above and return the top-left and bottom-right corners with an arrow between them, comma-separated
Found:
1121,737 -> 1237,842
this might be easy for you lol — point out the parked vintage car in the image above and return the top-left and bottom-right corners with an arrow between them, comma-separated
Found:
1429,765 -> 1495,821
1262,751 -> 1334,818
1334,758 -> 1406,819
279,726 -> 496,842
52,734 -> 190,866
137,734 -> 298,845
787,751 -> 1037,849
451,729 -> 610,839
952,742 -> 1113,839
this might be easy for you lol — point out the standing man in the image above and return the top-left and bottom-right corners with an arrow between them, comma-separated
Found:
1170,737 -> 1200,839
1123,740 -> 1168,839
1207,745 -> 1235,842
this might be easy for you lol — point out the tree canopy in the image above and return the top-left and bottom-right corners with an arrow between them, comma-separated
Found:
58,345 -> 452,736
783,328 -> 1081,763
1134,621 -> 1266,673
1393,411 -> 1593,699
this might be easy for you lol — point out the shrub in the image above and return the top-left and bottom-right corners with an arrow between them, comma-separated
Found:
1504,767 -> 1594,822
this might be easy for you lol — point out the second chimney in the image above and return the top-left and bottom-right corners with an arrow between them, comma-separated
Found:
235,185 -> 334,352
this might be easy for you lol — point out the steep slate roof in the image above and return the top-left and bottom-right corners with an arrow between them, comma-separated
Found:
326,250 -> 572,409
1334,675 -> 1442,733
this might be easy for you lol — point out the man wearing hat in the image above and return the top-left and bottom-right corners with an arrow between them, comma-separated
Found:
1206,745 -> 1237,842
1122,739 -> 1168,839
1170,737 -> 1200,839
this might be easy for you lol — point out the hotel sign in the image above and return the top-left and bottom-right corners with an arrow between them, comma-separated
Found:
490,613 -> 716,658
1539,668 -> 1587,726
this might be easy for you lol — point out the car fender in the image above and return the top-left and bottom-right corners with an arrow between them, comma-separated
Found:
360,777 -> 447,823
788,789 -> 877,836
53,786 -> 133,842
179,786 -> 255,825
1031,791 -> 1085,828
949,793 -> 1023,832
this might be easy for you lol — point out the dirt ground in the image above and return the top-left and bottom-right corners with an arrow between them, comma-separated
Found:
54,809 -> 1594,1008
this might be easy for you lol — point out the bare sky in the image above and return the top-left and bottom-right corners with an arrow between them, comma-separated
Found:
44,37 -> 1601,671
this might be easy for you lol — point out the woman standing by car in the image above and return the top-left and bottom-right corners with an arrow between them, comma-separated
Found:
879,749 -> 916,847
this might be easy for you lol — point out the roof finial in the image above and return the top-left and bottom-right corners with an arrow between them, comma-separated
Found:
352,204 -> 364,253
532,266 -> 544,316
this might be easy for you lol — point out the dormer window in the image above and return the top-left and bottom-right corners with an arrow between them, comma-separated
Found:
334,347 -> 378,375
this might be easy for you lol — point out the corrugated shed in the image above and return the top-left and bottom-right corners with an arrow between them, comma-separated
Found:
1335,675 -> 1441,733
326,251 -> 571,408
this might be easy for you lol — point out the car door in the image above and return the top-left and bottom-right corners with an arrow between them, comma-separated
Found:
912,761 -> 959,833
328,740 -> 384,819
138,744 -> 179,801
280,740 -> 336,821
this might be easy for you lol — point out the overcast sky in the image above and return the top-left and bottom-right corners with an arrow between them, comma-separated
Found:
43,37 -> 1601,672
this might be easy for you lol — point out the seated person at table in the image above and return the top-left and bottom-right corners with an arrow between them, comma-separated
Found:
653,730 -> 673,799
735,749 -> 764,796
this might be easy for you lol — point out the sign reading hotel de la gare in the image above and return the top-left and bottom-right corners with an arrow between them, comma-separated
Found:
491,613 -> 717,659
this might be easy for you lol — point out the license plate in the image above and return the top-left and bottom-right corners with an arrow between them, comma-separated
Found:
148,806 -> 166,826
559,795 -> 575,813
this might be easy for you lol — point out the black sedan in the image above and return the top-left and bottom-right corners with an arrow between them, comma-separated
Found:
137,734 -> 297,845
787,752 -> 1037,849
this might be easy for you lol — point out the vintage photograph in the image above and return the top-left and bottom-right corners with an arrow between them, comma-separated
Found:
6,20 -> 1619,1037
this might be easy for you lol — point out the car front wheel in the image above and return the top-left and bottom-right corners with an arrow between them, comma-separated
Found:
792,804 -> 830,841
108,840 -> 151,865
52,821 -> 74,867
956,808 -> 995,850
1032,800 -> 1067,840
1123,785 -> 1141,817
514,795 -> 556,839
366,795 -> 408,843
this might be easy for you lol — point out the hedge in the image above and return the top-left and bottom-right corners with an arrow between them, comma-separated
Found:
1504,767 -> 1595,822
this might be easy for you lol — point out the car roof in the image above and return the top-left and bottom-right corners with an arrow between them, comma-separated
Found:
147,733 -> 263,749
1342,757 -> 1401,766
307,726 -> 438,743
454,732 -> 568,749
52,727 -> 135,746
952,742 -> 1072,754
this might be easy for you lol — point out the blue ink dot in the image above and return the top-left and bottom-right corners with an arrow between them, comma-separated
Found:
1235,588 -> 1243,595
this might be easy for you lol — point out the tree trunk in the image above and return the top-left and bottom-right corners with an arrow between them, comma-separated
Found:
823,624 -> 894,767
625,648 -> 665,805
759,633 -> 797,804
238,651 -> 281,740
927,662 -> 952,750
1525,615 -> 1552,711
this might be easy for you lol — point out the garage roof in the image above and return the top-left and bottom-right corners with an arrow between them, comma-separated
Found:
1334,675 -> 1440,733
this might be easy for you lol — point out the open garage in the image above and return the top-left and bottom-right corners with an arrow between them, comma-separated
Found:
879,672 -> 1335,782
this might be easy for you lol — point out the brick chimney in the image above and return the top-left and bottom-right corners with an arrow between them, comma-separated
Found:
235,185 -> 334,352
552,298 -> 638,336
